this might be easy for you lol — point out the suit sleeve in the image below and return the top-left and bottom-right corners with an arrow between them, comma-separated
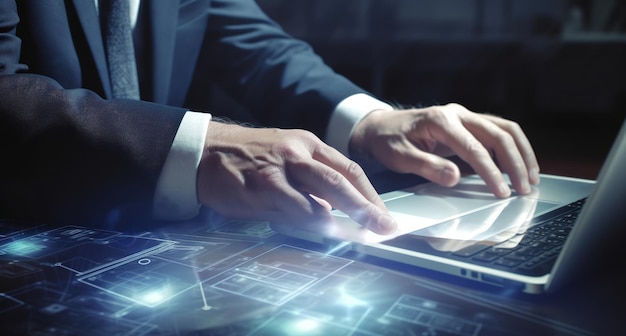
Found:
199,0 -> 367,138
0,74 -> 187,229
0,1 -> 188,229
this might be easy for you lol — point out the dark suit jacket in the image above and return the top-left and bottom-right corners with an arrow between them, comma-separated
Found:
0,0 -> 364,229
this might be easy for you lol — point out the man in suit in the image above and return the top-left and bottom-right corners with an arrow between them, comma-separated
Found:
0,0 -> 539,234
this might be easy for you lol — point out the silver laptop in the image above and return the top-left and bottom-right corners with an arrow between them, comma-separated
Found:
278,119 -> 626,294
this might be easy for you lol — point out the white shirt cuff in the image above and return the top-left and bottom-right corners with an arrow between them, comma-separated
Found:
325,93 -> 393,157
153,111 -> 211,220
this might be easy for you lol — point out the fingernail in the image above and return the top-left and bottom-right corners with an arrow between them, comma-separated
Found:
530,168 -> 540,184
439,167 -> 458,187
519,180 -> 531,194
376,213 -> 397,235
499,182 -> 511,197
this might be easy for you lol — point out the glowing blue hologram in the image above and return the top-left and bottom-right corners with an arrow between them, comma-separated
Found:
137,287 -> 170,306
0,221 -> 46,243
57,256 -> 100,274
324,241 -> 351,256
50,226 -> 121,241
343,270 -> 384,293
40,303 -> 67,314
294,318 -> 321,332
0,226 -> 173,272
0,223 -> 590,335
213,274 -> 297,305
211,220 -> 276,239
67,294 -> 139,319
2,240 -> 44,256
336,290 -> 367,309
57,236 -> 175,276
193,259 -> 213,312
137,258 -> 151,265
158,242 -> 226,265
0,260 -> 40,278
79,259 -> 194,308
37,306 -> 159,335
152,234 -> 261,271
209,245 -> 352,306
78,236 -> 261,308
249,310 -> 354,336
383,294 -> 482,336
277,281 -> 374,331
0,293 -> 24,314
0,284 -> 159,336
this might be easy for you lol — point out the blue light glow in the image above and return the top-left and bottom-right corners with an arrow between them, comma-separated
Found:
3,240 -> 43,256
293,318 -> 320,332
137,287 -> 170,306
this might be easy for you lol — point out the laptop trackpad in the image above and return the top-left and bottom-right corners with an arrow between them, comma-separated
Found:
385,176 -> 536,222
383,176 -> 564,243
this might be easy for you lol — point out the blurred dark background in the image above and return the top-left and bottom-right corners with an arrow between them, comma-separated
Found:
216,0 -> 626,180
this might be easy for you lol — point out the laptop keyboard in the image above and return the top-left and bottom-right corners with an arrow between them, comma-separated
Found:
450,198 -> 586,276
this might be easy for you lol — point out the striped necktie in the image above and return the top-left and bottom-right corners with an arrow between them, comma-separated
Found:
100,0 -> 140,100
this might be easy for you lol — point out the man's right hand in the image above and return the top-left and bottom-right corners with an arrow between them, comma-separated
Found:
196,122 -> 397,235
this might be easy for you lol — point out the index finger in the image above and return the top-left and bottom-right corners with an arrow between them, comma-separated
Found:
482,115 -> 540,185
289,146 -> 397,235
430,117 -> 512,198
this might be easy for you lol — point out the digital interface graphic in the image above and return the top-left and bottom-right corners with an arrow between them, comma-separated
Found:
0,219 -> 590,335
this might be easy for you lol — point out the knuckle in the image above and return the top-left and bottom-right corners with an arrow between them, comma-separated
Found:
289,128 -> 317,143
271,139 -> 300,159
510,160 -> 527,173
494,130 -> 514,146
445,102 -> 463,110
274,142 -> 297,157
444,103 -> 468,116
507,120 -> 523,134
495,117 -> 521,134
256,165 -> 284,187
275,129 -> 321,158
466,140 -> 487,158
426,107 -> 449,125
506,119 -> 520,129
323,168 -> 345,189
345,160 -> 364,177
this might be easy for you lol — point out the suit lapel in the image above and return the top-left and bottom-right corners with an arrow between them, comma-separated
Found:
71,0 -> 112,98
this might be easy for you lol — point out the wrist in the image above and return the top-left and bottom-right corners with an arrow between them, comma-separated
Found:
349,109 -> 388,160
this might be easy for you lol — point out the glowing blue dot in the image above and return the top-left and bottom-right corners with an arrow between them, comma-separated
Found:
3,240 -> 42,256
293,318 -> 319,332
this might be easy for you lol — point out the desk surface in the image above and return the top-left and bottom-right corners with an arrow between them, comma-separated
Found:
0,212 -> 622,335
